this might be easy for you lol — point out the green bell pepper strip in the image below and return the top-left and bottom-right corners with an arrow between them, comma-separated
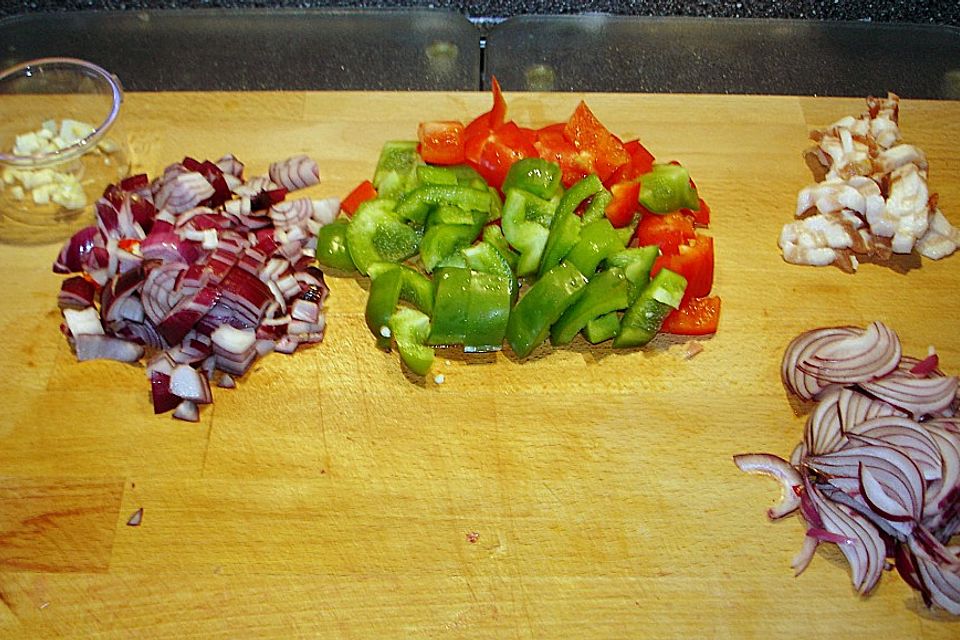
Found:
584,311 -> 621,344
506,261 -> 588,359
564,217 -> 625,276
388,307 -> 435,376
482,224 -> 520,272
550,267 -> 630,346
427,267 -> 471,346
462,241 -> 518,304
606,245 -> 659,303
613,267 -> 687,348
314,218 -> 357,273
416,164 -> 459,186
580,188 -> 613,224
346,199 -> 420,275
501,157 -> 562,200
420,223 -> 481,273
395,184 -> 493,227
463,270 -> 512,352
373,141 -> 421,199
538,174 -> 604,278
638,163 -> 700,214
365,265 -> 404,349
500,188 -> 556,277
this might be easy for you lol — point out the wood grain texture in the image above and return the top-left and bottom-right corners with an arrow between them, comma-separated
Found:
1,92 -> 958,638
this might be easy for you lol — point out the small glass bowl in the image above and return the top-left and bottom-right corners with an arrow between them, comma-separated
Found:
0,57 -> 131,234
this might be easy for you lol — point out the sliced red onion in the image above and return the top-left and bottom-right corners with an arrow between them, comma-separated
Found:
74,334 -> 144,362
268,155 -> 320,192
155,171 -> 216,214
782,326 -> 860,400
846,415 -> 943,482
799,321 -> 901,384
126,508 -> 143,527
837,386 -> 903,431
910,353 -> 940,376
216,153 -> 244,178
792,531 -> 820,576
860,372 -> 958,419
211,324 -> 257,355
804,387 -> 845,455
733,453 -> 802,519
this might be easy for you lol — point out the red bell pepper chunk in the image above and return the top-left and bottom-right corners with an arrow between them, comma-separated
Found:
417,120 -> 466,165
464,76 -> 508,141
661,295 -> 721,335
635,211 -> 696,255
341,179 -> 378,216
652,234 -> 715,300
681,197 -> 711,226
466,121 -> 538,190
604,180 -> 640,228
563,101 -> 630,183
608,139 -> 656,185
534,123 -> 588,188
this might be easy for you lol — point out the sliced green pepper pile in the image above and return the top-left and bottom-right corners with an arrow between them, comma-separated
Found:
315,141 -> 699,377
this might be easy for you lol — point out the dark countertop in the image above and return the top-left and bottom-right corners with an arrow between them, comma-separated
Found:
2,0 -> 959,27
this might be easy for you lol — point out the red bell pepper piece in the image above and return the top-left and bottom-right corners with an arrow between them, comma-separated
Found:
562,101 -> 630,183
661,295 -> 721,335
340,180 -> 378,216
604,180 -> 640,228
417,120 -> 466,165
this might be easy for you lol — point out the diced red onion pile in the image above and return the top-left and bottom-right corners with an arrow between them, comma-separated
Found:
54,154 -> 338,421
735,321 -> 960,614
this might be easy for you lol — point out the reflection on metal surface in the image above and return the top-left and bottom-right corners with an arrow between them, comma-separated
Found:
485,16 -> 960,99
944,70 -> 960,100
523,64 -> 556,92
0,9 -> 480,91
425,40 -> 460,79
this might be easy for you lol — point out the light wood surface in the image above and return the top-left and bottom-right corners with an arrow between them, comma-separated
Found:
1,92 -> 959,638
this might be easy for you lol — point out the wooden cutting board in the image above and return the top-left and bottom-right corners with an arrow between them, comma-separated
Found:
1,92 -> 958,638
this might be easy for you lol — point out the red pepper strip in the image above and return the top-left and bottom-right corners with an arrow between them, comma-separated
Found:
534,123 -> 588,188
635,211 -> 696,255
661,295 -> 721,335
681,197 -> 711,226
341,180 -> 378,216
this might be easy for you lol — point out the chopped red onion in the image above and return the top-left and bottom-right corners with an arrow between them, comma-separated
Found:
53,153 -> 331,420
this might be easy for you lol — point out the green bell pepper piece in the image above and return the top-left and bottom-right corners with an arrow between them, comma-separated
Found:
565,217 -> 625,277
502,158 -> 562,199
426,267 -> 511,351
584,311 -> 621,344
638,163 -> 700,213
427,267 -> 471,346
420,223 -> 480,273
388,307 -> 435,376
464,270 -> 511,352
373,141 -> 421,199
365,265 -> 404,349
580,188 -> 613,224
446,164 -> 488,190
346,199 -> 420,275
426,205 -> 485,228
613,267 -> 687,348
395,184 -> 492,227
506,261 -> 588,359
314,218 -> 357,273
482,224 -> 520,272
462,241 -> 518,304
500,188 -> 556,277
606,245 -> 660,303
550,267 -> 630,346
416,164 -> 459,186
538,174 -> 604,278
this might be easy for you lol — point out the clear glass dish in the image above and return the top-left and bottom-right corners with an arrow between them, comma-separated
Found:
0,57 -> 131,237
